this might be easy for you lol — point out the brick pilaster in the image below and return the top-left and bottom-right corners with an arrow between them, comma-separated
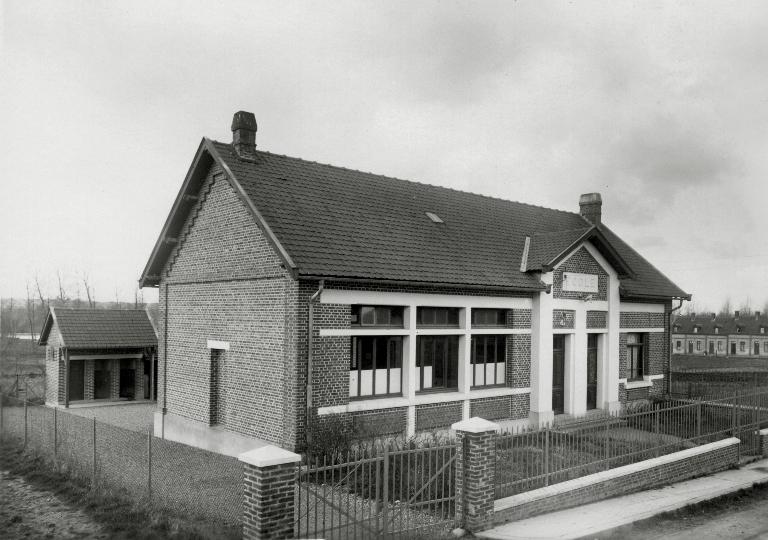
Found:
239,445 -> 301,540
453,417 -> 499,532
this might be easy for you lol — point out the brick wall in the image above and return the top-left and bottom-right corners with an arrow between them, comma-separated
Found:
416,402 -> 463,431
159,163 -> 295,448
553,248 -> 608,301
352,408 -> 407,437
470,396 -> 511,420
493,439 -> 739,524
507,309 -> 532,329
620,311 -> 666,328
586,311 -> 607,329
45,322 -> 62,404
508,335 -> 531,388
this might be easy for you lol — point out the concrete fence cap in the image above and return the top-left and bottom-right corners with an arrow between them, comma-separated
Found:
451,417 -> 500,434
238,445 -> 301,467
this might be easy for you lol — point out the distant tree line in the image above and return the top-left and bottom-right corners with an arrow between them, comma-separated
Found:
679,297 -> 768,318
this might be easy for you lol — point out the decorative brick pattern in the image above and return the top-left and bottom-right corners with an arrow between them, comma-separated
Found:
508,335 -> 531,388
493,441 -> 739,524
626,387 -> 649,401
416,402 -> 463,431
620,311 -> 666,328
553,310 -> 575,329
553,248 -> 608,301
507,309 -> 532,329
586,311 -> 607,329
510,393 -> 530,419
470,397 -> 511,420
242,462 -> 297,539
455,426 -> 497,531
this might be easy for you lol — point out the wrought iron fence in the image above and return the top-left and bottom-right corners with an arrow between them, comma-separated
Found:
0,395 -> 242,526
495,388 -> 768,498
296,442 -> 458,539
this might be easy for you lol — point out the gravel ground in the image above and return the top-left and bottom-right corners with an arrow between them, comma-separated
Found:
0,470 -> 106,539
65,403 -> 156,433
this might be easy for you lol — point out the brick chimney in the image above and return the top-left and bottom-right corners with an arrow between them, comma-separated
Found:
231,111 -> 257,159
579,193 -> 602,225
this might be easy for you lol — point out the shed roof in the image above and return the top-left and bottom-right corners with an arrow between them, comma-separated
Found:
39,308 -> 157,349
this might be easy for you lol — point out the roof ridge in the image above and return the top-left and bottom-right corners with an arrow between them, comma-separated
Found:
210,140 -> 581,217
532,226 -> 593,237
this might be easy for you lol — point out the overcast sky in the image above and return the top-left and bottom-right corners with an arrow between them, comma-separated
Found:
1,0 -> 766,312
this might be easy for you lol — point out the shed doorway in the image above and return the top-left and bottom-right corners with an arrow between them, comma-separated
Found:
68,361 -> 85,402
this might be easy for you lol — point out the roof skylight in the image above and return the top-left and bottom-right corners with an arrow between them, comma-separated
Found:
426,212 -> 444,223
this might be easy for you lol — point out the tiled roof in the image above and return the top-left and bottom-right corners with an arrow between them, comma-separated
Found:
672,313 -> 768,335
140,139 -> 689,299
526,228 -> 592,271
39,308 -> 157,349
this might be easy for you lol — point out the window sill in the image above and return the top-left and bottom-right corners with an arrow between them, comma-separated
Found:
349,393 -> 403,402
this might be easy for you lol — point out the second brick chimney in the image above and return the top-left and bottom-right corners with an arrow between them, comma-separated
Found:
232,111 -> 257,159
579,193 -> 602,225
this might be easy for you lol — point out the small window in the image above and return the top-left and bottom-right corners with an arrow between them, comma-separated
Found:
472,308 -> 507,327
693,327 -> 699,334
351,305 -> 404,327
714,327 -> 719,334
417,307 -> 460,327
761,327 -> 766,334
675,340 -> 682,350
626,333 -> 646,381
696,340 -> 702,351
718,341 -> 724,351
764,341 -> 768,353
737,327 -> 742,333
740,341 -> 746,352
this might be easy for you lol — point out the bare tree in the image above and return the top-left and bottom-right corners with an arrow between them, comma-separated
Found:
25,281 -> 36,341
114,287 -> 121,309
34,274 -> 49,313
738,298 -> 753,316
718,298 -> 732,316
81,271 -> 95,308
56,270 -> 69,306
134,286 -> 145,309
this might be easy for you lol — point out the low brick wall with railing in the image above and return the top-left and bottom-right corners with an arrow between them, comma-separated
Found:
493,437 -> 740,525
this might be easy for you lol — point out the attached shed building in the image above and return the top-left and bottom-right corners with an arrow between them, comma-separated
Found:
39,308 -> 158,407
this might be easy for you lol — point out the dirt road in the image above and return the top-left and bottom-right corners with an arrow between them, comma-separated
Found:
607,485 -> 768,540
0,470 -> 106,539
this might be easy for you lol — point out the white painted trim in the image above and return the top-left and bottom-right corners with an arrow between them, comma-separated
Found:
69,353 -> 143,360
620,327 -> 666,334
207,339 -> 230,350
553,328 -> 575,334
586,328 -> 607,333
239,445 -> 301,467
319,289 -> 533,309
759,428 -> 768,436
495,437 -> 740,512
319,327 -> 532,337
317,386 -> 531,415
646,374 -> 664,381
452,417 -> 500,433
620,302 -> 666,313
625,380 -> 652,389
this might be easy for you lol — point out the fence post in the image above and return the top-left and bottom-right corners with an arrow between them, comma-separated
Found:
92,417 -> 97,487
381,444 -> 389,537
544,427 -> 550,486
452,417 -> 499,533
603,420 -> 609,470
238,445 -> 301,540
147,429 -> 152,502
23,397 -> 28,448
53,407 -> 58,464
696,400 -> 702,440
654,410 -> 660,457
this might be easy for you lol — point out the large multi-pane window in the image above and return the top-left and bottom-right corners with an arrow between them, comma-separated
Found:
471,309 -> 506,327
626,333 -> 646,381
349,336 -> 402,398
351,305 -> 404,327
417,307 -> 460,327
470,335 -> 506,386
417,336 -> 459,391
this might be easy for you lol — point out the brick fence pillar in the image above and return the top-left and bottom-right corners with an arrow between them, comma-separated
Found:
238,445 -> 301,540
452,417 -> 500,532
760,428 -> 768,458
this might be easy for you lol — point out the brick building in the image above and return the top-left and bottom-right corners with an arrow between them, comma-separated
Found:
39,308 -> 158,406
139,111 -> 689,454
672,311 -> 768,357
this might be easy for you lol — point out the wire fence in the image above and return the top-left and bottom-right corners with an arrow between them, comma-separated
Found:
495,387 -> 768,498
0,395 -> 242,526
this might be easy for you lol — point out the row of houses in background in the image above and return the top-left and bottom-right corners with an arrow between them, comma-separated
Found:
672,311 -> 768,357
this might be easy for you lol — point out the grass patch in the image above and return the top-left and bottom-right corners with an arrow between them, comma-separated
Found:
0,441 -> 240,540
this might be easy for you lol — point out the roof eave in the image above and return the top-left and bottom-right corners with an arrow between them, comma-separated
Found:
297,274 -> 546,294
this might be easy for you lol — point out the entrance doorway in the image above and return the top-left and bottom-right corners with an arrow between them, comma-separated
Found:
94,360 -> 112,399
142,357 -> 158,400
552,335 -> 565,414
119,359 -> 136,399
68,361 -> 85,401
587,334 -> 598,410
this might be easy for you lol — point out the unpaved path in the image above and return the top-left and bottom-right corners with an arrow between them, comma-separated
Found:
0,470 -> 107,539
607,488 -> 768,540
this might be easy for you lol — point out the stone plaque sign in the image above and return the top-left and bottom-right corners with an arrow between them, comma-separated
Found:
562,272 -> 598,293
